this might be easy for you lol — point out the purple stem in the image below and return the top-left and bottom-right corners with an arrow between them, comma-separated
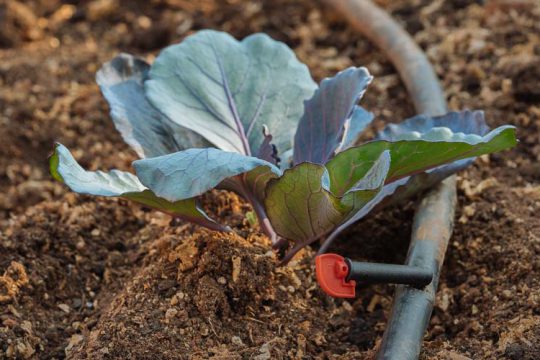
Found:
243,188 -> 280,245
220,176 -> 281,245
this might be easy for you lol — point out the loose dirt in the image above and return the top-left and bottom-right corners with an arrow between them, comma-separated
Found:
1,0 -> 539,359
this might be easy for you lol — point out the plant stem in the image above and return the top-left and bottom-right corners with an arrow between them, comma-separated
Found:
222,176 -> 281,245
249,197 -> 279,244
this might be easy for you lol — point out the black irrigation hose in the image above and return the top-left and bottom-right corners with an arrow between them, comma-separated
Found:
322,0 -> 456,358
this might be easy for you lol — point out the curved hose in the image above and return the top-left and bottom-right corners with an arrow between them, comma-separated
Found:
322,0 -> 456,358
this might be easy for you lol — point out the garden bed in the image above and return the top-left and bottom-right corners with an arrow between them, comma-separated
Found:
1,0 -> 539,358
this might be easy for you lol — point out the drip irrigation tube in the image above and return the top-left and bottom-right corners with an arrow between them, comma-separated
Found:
322,0 -> 456,358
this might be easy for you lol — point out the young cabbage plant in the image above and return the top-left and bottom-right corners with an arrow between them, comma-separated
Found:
50,30 -> 517,263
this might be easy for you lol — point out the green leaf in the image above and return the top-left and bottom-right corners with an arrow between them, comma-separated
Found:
133,147 -> 281,202
318,120 -> 517,254
326,125 -> 517,195
145,30 -> 317,156
264,151 -> 389,246
241,165 -> 279,202
341,150 -> 390,210
265,163 -> 349,243
50,143 -> 227,231
245,211 -> 258,227
372,110 -> 492,208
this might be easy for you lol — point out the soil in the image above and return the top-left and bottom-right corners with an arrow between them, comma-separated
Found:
1,0 -> 539,359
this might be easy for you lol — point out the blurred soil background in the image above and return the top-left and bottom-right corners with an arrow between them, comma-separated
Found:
0,0 -> 539,358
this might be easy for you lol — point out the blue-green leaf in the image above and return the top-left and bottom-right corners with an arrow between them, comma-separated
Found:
341,106 -> 374,150
376,110 -> 490,142
145,30 -> 317,156
50,143 -> 227,231
133,148 -> 281,202
293,67 -> 372,164
96,53 -> 208,158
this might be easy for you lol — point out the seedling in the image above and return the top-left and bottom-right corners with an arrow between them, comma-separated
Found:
49,30 -> 517,263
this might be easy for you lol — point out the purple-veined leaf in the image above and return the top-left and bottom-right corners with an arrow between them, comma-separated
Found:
49,143 -> 227,231
377,110 -> 490,141
340,150 -> 391,211
265,151 -> 390,260
326,125 -> 516,195
319,163 -> 464,254
318,113 -> 517,253
241,165 -> 280,203
145,30 -> 317,157
133,147 -> 281,202
265,163 -> 350,246
257,125 -> 280,166
293,67 -> 373,165
370,110 -> 491,209
340,106 -> 374,150
96,53 -> 208,158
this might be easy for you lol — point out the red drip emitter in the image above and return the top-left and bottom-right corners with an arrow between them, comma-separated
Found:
316,254 -> 433,299
315,253 -> 356,298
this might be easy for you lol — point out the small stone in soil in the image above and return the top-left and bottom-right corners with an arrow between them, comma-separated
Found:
232,255 -> 241,283
157,279 -> 177,292
504,343 -> 526,360
72,298 -> 82,308
342,301 -> 353,312
164,308 -> 178,322
502,289 -> 513,299
58,304 -> 71,313
231,336 -> 244,346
